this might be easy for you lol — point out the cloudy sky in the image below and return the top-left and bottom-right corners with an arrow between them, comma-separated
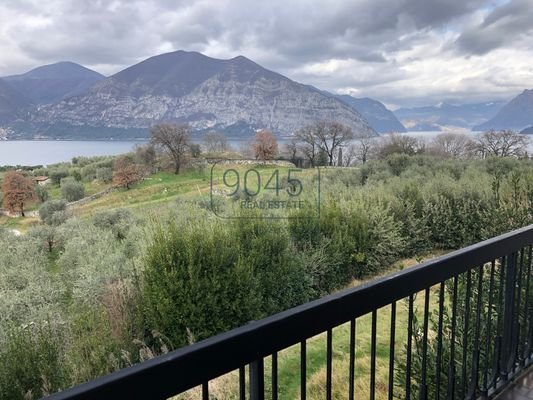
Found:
0,0 -> 532,108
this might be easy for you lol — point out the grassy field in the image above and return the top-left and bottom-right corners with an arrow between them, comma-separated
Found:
1,162 -> 318,230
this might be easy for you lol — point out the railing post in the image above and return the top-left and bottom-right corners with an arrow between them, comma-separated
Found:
502,252 -> 518,378
249,359 -> 264,400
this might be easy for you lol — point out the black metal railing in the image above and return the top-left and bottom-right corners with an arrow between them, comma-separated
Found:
44,225 -> 533,400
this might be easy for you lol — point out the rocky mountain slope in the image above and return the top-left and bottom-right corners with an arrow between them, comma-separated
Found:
474,90 -> 533,131
3,62 -> 104,105
24,51 -> 376,138
333,95 -> 406,133
0,79 -> 30,122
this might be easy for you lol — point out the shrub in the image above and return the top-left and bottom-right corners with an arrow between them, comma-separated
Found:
96,167 -> 113,183
39,200 -> 67,225
61,178 -> 85,202
35,184 -> 49,203
93,208 -> 135,240
0,324 -> 67,400
142,219 -> 260,348
49,169 -> 69,185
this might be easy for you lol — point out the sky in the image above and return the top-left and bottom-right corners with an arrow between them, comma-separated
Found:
0,0 -> 532,108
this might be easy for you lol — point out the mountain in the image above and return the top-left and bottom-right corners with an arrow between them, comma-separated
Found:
520,126 -> 533,134
0,79 -> 31,122
3,62 -> 104,105
395,101 -> 506,131
23,51 -> 376,138
333,95 -> 406,133
474,90 -> 533,131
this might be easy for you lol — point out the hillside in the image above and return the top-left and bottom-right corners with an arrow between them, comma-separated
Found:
23,51 -> 376,138
475,90 -> 533,131
3,62 -> 104,105
334,95 -> 406,133
0,79 -> 30,122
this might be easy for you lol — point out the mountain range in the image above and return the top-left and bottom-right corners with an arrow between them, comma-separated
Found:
474,90 -> 533,131
4,51 -> 380,139
0,50 -> 531,139
395,101 -> 507,131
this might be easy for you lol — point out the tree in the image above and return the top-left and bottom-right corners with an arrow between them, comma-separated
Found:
135,143 -> 157,173
35,184 -> 49,203
39,199 -> 68,225
295,126 -> 321,167
282,139 -> 300,165
377,133 -> 425,158
429,132 -> 470,158
295,121 -> 354,166
190,144 -> 201,158
1,171 -> 36,216
203,131 -> 228,153
60,178 -> 85,202
96,167 -> 113,183
470,130 -> 529,158
353,132 -> 375,164
252,130 -> 278,160
113,155 -> 141,189
150,123 -> 191,174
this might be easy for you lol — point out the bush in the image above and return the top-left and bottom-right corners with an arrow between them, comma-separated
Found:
35,184 -> 49,203
93,208 -> 134,240
0,324 -> 67,400
61,178 -> 85,202
39,200 -> 68,225
141,219 -> 260,347
96,167 -> 113,183
49,169 -> 69,185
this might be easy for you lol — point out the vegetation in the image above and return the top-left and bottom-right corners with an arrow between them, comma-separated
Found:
1,128 -> 533,398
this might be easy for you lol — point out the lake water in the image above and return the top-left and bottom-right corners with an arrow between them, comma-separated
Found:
0,131 -> 527,166
0,138 -> 252,166
0,140 -> 149,166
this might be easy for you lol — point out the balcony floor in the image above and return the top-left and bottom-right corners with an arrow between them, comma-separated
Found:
497,369 -> 533,399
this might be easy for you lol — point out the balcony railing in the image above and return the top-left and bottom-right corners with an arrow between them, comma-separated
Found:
43,225 -> 533,400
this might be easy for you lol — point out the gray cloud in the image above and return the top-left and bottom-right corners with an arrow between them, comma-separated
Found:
0,0 -> 531,107
455,0 -> 533,55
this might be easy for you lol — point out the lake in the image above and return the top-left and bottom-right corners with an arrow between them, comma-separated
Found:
0,138 -> 251,166
0,131 -> 526,166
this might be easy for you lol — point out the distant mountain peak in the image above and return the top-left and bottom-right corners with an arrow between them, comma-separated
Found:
331,93 -> 406,133
2,61 -> 105,105
475,89 -> 533,131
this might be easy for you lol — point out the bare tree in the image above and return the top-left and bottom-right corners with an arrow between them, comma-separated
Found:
429,132 -> 471,158
203,131 -> 228,153
2,171 -> 36,216
150,123 -> 191,174
353,132 -> 375,164
295,121 -> 354,166
282,139 -> 300,165
470,130 -> 529,158
295,126 -> 321,167
252,130 -> 278,160
377,133 -> 425,158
